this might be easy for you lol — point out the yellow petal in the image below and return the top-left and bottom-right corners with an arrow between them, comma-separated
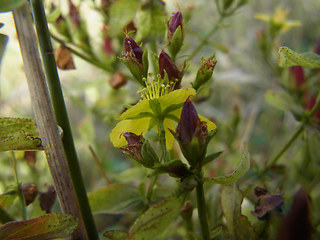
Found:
118,99 -> 151,120
158,88 -> 196,110
163,118 -> 175,149
199,115 -> 216,131
110,118 -> 151,147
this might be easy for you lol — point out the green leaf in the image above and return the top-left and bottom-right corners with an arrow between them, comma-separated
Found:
88,184 -> 141,214
221,184 -> 255,239
0,213 -> 78,240
0,190 -> 17,209
278,46 -> 320,69
0,118 -> 43,151
202,151 -> 224,167
208,143 -> 249,184
0,0 -> 25,12
103,230 -> 129,240
109,0 -> 140,37
264,90 -> 303,118
135,0 -> 167,42
128,195 -> 185,240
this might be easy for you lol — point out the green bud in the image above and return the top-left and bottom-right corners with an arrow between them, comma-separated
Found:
154,159 -> 191,179
192,57 -> 217,90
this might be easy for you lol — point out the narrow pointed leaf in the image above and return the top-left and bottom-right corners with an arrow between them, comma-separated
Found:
208,143 -> 249,184
202,151 -> 224,167
88,184 -> 140,214
278,46 -> 320,68
128,195 -> 185,240
0,213 -> 78,240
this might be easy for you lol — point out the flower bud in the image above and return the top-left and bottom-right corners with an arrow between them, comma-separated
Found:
167,11 -> 184,59
159,50 -> 182,89
68,0 -> 81,27
124,36 -> 143,64
121,35 -> 148,86
121,132 -> 158,168
192,57 -> 217,90
109,72 -> 127,89
21,183 -> 38,206
174,99 -> 208,168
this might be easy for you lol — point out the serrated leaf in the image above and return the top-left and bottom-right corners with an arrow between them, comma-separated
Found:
103,230 -> 129,240
109,0 -> 140,37
135,1 -> 166,42
278,46 -> 320,68
128,195 -> 185,240
0,0 -> 25,13
0,213 -> 78,240
221,184 -> 255,239
0,118 -> 43,151
208,143 -> 249,184
88,184 -> 140,214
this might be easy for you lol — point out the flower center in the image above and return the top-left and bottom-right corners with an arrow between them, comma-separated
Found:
138,74 -> 176,100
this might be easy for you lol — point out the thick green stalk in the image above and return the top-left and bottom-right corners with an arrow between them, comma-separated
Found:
158,118 -> 169,162
196,176 -> 210,240
28,1 -> 98,239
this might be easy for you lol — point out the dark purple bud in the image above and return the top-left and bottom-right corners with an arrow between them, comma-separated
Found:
159,50 -> 182,88
168,11 -> 183,38
176,98 -> 201,146
277,189 -> 312,240
124,36 -> 143,64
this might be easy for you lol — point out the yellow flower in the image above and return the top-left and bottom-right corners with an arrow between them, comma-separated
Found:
255,7 -> 301,34
110,76 -> 216,149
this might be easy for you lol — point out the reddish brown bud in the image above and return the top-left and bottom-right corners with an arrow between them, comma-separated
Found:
168,11 -> 183,39
121,132 -> 143,161
54,46 -> 76,70
39,185 -> 56,213
124,37 -> 143,64
23,151 -> 37,165
21,183 -> 38,206
159,50 -> 182,88
109,72 -> 127,89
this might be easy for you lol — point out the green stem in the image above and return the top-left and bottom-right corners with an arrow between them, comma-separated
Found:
158,118 -> 169,162
263,124 -> 304,173
146,175 -> 158,203
11,152 -> 27,220
187,15 -> 224,61
196,176 -> 210,240
29,1 -> 98,239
